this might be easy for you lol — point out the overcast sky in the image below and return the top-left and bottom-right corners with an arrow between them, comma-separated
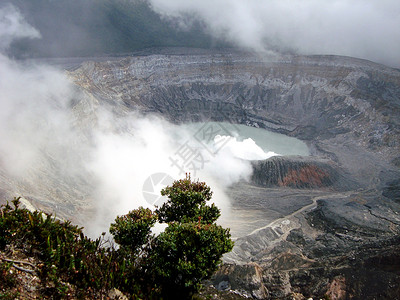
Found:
0,4 -> 40,51
149,0 -> 400,67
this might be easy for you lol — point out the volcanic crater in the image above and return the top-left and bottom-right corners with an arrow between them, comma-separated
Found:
3,49 -> 400,299
67,50 -> 400,298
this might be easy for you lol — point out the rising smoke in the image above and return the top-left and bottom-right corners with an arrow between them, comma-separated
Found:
0,4 -> 276,237
149,0 -> 400,68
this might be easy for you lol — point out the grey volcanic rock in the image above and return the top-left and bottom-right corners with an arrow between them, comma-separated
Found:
383,179 -> 400,203
71,52 -> 400,157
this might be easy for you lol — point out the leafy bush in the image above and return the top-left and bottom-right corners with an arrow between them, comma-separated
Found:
110,207 -> 157,253
0,198 -> 136,298
150,222 -> 233,297
0,176 -> 233,299
110,174 -> 234,298
156,176 -> 221,224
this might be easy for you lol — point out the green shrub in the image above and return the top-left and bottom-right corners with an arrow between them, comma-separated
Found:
0,261 -> 19,300
0,197 -> 136,298
110,207 -> 157,253
110,174 -> 234,298
156,175 -> 220,224
150,221 -> 233,297
0,175 -> 233,299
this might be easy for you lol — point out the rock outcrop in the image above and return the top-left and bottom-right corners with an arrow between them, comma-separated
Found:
250,156 -> 356,190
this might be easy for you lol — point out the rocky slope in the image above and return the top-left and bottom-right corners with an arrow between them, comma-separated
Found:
3,49 -> 399,299
71,51 -> 400,155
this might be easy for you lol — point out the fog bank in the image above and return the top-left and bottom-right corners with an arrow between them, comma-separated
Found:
149,0 -> 400,67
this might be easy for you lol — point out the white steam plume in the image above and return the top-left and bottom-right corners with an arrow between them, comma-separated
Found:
1,4 -> 278,237
149,0 -> 400,67
86,115 -> 277,236
0,4 -> 77,182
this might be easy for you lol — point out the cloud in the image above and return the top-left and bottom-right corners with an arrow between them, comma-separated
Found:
0,4 -> 40,51
0,54 -> 76,177
149,0 -> 400,67
214,136 -> 279,160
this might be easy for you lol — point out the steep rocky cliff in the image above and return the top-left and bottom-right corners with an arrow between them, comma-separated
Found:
71,51 -> 400,155
67,50 -> 400,299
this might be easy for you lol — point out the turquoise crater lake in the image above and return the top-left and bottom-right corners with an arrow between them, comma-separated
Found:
183,122 -> 310,158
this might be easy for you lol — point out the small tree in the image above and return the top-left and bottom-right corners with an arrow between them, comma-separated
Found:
109,207 -> 156,254
150,221 -> 233,297
156,175 -> 221,224
109,174 -> 234,298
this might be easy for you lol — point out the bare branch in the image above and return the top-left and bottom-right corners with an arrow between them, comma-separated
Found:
12,264 -> 35,274
1,257 -> 36,268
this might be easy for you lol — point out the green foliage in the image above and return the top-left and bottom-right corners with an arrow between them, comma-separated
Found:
0,197 -> 138,298
157,174 -> 221,224
110,174 -> 234,298
110,207 -> 156,253
0,176 -> 233,299
150,222 -> 234,297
